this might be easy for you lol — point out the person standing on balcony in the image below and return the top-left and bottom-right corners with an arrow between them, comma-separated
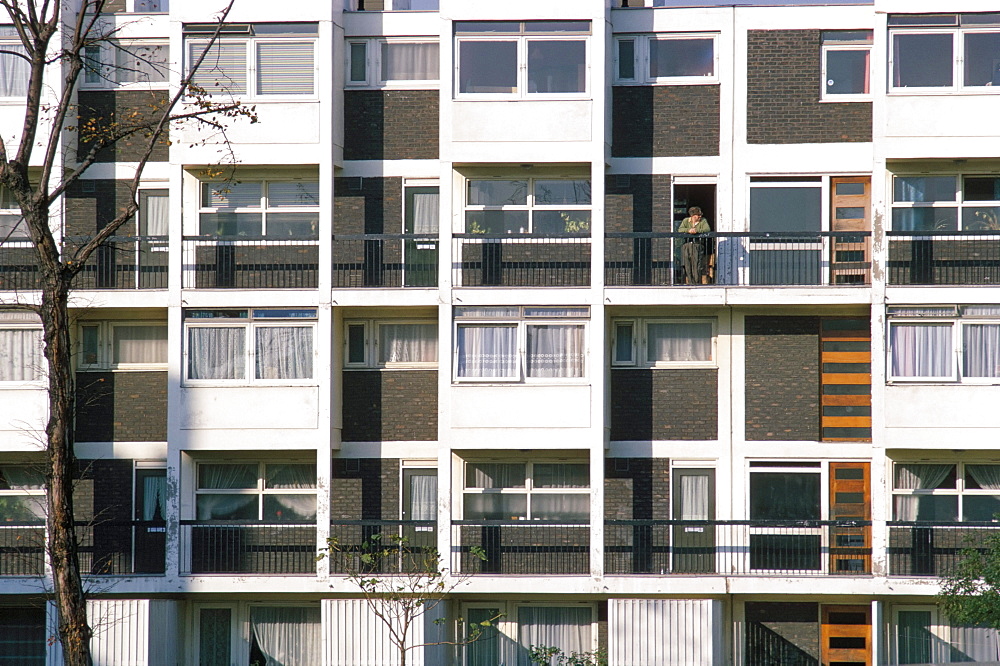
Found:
678,206 -> 711,285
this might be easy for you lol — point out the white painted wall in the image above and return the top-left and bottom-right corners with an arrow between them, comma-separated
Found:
324,597 -> 447,666
608,598 -> 723,666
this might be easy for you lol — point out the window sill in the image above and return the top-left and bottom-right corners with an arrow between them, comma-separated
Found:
612,79 -> 719,87
819,96 -> 872,103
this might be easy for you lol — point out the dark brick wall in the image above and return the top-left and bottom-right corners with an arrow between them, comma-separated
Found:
105,0 -> 126,11
330,458 -> 400,520
610,369 -> 718,441
604,458 -> 670,520
745,602 -> 820,663
342,371 -> 438,442
604,174 -> 673,233
344,90 -> 439,160
65,179 -> 135,236
333,176 -> 402,235
74,459 -> 133,523
75,371 -> 167,442
77,90 -> 170,162
745,316 -> 820,441
612,85 -> 720,157
746,30 -> 872,144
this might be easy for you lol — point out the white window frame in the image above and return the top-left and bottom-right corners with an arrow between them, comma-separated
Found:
346,38 -> 440,88
887,306 -> 1000,384
80,40 -> 170,89
197,179 -> 320,238
462,177 -> 592,235
192,602 -> 321,666
613,33 -> 719,85
0,25 -> 28,100
461,602 -> 597,665
611,317 -> 716,368
77,321 -> 168,371
343,319 -> 438,369
0,185 -> 27,239
0,320 -> 44,386
194,460 -> 317,522
461,460 -> 591,522
454,22 -> 591,100
888,15 -> 1000,94
0,464 -> 46,524
891,460 -> 1000,522
890,174 -> 1000,232
127,0 -> 168,11
820,31 -> 872,101
452,306 -> 589,384
182,308 -> 318,386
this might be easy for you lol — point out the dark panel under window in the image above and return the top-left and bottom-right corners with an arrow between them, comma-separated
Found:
750,472 -> 821,520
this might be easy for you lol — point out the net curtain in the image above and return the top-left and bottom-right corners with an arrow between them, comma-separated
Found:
515,607 -> 591,666
250,607 -> 321,666
456,325 -> 517,377
890,324 -> 952,377
893,464 -> 953,521
0,328 -> 42,381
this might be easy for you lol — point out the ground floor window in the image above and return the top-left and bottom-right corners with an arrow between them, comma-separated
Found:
892,606 -> 1000,664
197,604 -> 320,666
0,606 -> 45,665
464,603 -> 595,666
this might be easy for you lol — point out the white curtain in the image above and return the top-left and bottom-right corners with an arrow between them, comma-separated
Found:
378,323 -> 437,364
456,325 -> 517,377
409,474 -> 437,521
890,324 -> 953,377
380,42 -> 439,81
143,194 -> 169,236
250,606 -> 321,666
516,607 -> 591,666
255,327 -> 313,379
113,325 -> 167,364
0,42 -> 29,97
264,464 -> 316,520
0,328 -> 42,381
951,625 -> 1000,662
188,327 -> 245,379
646,322 -> 712,362
412,191 -> 439,233
469,463 -> 525,489
142,474 -> 166,521
893,464 -> 954,521
679,474 -> 710,521
257,41 -> 314,95
963,324 -> 1000,377
196,464 -> 257,520
967,465 -> 1000,490
526,325 -> 585,378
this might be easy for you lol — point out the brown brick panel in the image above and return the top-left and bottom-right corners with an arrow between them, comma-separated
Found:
191,244 -> 319,289
344,90 -> 439,160
77,90 -> 170,163
342,371 -> 438,442
747,30 -> 872,144
612,85 -> 720,157
330,458 -> 401,521
65,179 -> 136,237
604,174 -> 673,234
456,524 -> 589,575
888,238 -> 1000,285
457,241 -> 591,287
610,369 -> 718,441
604,458 -> 670,520
333,177 -> 403,235
75,371 -> 167,442
745,316 -> 820,441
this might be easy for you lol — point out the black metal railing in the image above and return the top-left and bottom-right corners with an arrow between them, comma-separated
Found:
0,523 -> 45,576
452,234 -> 591,287
328,520 -> 437,574
888,522 -> 1000,577
180,521 -> 316,575
181,237 -> 319,289
604,520 -> 872,576
75,520 -> 166,575
0,240 -> 40,290
65,236 -> 169,290
332,234 -> 438,288
451,521 -> 590,575
605,232 -> 871,287
887,232 -> 1000,285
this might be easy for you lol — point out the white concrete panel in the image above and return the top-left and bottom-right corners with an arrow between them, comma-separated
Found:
886,96 -> 1000,139
325,598 -> 432,665
885,385 -> 1000,429
88,599 -> 148,666
0,389 -> 48,436
443,0 -> 602,20
179,386 -> 319,429
148,600 -> 182,666
451,385 -> 591,428
608,598 -> 723,666
452,101 -> 592,144
175,101 -> 321,146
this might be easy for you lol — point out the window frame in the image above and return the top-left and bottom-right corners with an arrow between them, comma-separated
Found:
461,602 -> 597,666
461,460 -> 591,522
343,319 -> 439,369
80,39 -> 170,90
197,178 -> 320,238
820,31 -> 872,101
193,602 -> 321,666
0,185 -> 27,239
194,461 -> 317,522
183,308 -> 318,386
462,177 -> 592,236
611,317 -> 716,368
887,306 -> 1000,384
891,461 -> 1000,522
890,174 -> 1000,232
0,464 -> 46,524
613,33 -> 719,85
77,321 -> 169,371
0,321 -> 44,386
0,25 -> 28,100
452,306 -> 589,384
888,15 -> 1000,93
346,38 -> 440,88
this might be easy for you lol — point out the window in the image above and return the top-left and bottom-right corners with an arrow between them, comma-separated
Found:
455,21 -> 589,97
346,0 -> 439,9
0,26 -> 28,98
821,31 -> 871,99
462,461 -> 589,521
197,604 -> 321,666
82,41 -> 169,87
195,462 -> 316,521
454,306 -> 588,382
748,176 -> 829,285
0,606 -> 46,665
891,175 -> 1000,231
891,606 -> 1000,664
186,23 -> 317,97
464,603 -> 595,666
128,0 -> 168,10
184,309 -> 316,384
139,188 -> 169,237
892,462 -> 1000,522
889,13 -> 1000,91
888,305 -> 1000,382
0,315 -> 43,383
611,318 -> 714,367
615,34 -> 718,84
78,321 -> 168,370
748,462 -> 824,571
345,320 -> 438,368
464,178 -> 591,235
199,179 -> 319,238
0,465 -> 45,524
0,186 -> 26,239
347,40 -> 440,86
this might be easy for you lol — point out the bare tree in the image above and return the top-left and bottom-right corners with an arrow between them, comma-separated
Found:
0,1 -> 254,663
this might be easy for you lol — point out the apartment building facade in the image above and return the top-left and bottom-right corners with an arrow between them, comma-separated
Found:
0,0 -> 998,663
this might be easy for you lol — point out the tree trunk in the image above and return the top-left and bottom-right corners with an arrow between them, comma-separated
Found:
40,272 -> 92,666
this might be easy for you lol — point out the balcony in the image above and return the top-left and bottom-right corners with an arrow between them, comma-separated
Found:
451,520 -> 589,575
605,232 -> 871,287
888,522 -> 1000,577
452,234 -> 591,288
180,521 -> 316,575
887,232 -> 1000,285
181,237 -> 319,289
332,234 -> 438,288
327,520 -> 437,574
0,523 -> 44,576
66,236 -> 168,290
0,240 -> 40,290
604,520 -> 872,576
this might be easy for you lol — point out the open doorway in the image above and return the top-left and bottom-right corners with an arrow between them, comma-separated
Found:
673,182 -> 717,284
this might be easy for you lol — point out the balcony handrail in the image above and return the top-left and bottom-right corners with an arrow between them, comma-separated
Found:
454,232 -> 591,240
64,235 -> 169,243
606,231 -> 871,239
886,230 -> 1000,236
452,519 -> 590,526
606,519 -> 871,527
179,519 -> 315,526
332,233 -> 439,241
330,519 -> 436,526
888,520 -> 1000,527
182,235 -> 319,242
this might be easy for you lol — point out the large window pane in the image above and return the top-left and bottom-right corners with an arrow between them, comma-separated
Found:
115,42 -> 168,83
456,325 -> 518,377
204,181 -> 262,208
466,463 -> 526,488
650,38 -> 714,78
381,42 -> 439,81
646,322 -> 712,363
893,495 -> 958,521
249,607 -> 321,666
533,180 -> 591,205
188,327 -> 246,379
263,495 -> 316,521
964,32 -> 1000,86
199,463 -> 258,489
265,464 -> 316,489
0,40 -> 29,96
531,494 -> 588,520
255,326 -> 313,379
533,463 -> 588,488
964,324 -> 1000,377
112,325 -> 167,364
190,41 -> 246,94
826,49 -> 869,94
892,33 -> 953,87
0,607 -> 45,665
468,180 -> 527,206
267,182 -> 319,207
527,40 -> 585,93
749,473 -> 821,520
749,187 -> 822,232
962,206 -> 1000,231
516,607 -> 591,666
893,176 -> 957,202
463,493 -> 527,520
257,42 -> 314,94
378,323 -> 437,364
525,324 -> 585,378
890,324 -> 953,378
963,495 -> 1000,521
0,329 -> 43,381
896,611 -> 933,664
459,41 -> 517,93
891,208 -> 958,232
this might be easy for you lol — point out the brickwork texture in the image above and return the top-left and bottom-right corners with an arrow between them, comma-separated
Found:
330,458 -> 401,520
612,85 -> 720,157
344,90 -> 439,160
341,370 -> 438,442
77,90 -> 170,162
610,369 -> 718,441
75,371 -> 167,442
